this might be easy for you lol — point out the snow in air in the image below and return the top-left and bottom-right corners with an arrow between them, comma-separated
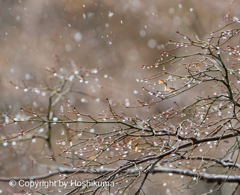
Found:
108,12 -> 114,17
169,8 -> 175,14
25,73 -> 30,80
148,39 -> 157,48
139,30 -> 146,37
65,44 -> 72,52
74,32 -> 82,42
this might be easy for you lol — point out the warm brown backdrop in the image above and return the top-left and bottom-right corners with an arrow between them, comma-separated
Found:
0,0 -> 240,194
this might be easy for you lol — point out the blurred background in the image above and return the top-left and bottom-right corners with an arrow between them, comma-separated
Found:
0,0 -> 240,194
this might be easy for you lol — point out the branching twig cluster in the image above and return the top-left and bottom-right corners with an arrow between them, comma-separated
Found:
2,19 -> 240,194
